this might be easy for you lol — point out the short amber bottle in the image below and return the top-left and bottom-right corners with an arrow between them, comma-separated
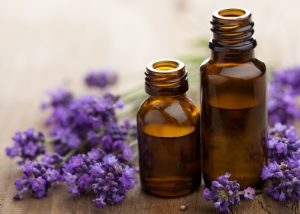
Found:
137,59 -> 200,197
200,8 -> 267,189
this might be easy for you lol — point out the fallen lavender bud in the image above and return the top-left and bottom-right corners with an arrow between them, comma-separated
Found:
243,187 -> 255,200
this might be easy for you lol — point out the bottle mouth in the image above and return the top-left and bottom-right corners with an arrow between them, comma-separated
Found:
213,8 -> 250,20
146,59 -> 185,74
145,59 -> 188,95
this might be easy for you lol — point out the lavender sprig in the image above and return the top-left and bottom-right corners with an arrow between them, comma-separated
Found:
13,155 -> 62,200
5,128 -> 45,165
203,173 -> 255,213
261,160 -> 300,201
268,66 -> 300,125
268,123 -> 300,161
43,90 -> 126,156
85,70 -> 117,89
7,79 -> 137,207
63,150 -> 136,208
273,66 -> 300,96
41,87 -> 73,109
262,123 -> 300,201
268,84 -> 300,125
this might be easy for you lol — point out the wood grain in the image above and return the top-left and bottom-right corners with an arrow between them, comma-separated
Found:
1,0 -> 300,213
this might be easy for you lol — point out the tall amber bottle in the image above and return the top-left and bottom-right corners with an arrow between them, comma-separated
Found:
200,8 -> 267,189
137,59 -> 200,197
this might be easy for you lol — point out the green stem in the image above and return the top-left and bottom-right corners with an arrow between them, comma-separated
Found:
62,141 -> 88,163
122,93 -> 145,104
129,152 -> 138,164
44,140 -> 55,144
129,140 -> 137,147
120,87 -> 144,100
62,149 -> 77,163
238,189 -> 263,196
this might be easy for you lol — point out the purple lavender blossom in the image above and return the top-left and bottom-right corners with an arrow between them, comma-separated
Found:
268,66 -> 300,125
13,158 -> 61,200
268,84 -> 300,126
41,87 -> 73,109
273,66 -> 300,96
261,160 -> 300,201
8,70 -> 137,207
203,173 -> 240,213
44,92 -> 127,156
262,123 -> 300,202
6,129 -> 45,164
268,123 -> 300,162
243,187 -> 255,200
40,153 -> 63,166
85,70 -> 117,89
269,123 -> 298,140
99,121 -> 134,162
62,150 -> 136,208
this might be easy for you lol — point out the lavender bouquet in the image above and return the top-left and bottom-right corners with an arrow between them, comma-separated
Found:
6,70 -> 137,207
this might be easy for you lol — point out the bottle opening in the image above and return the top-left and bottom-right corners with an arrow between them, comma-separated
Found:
218,8 -> 246,17
213,8 -> 250,20
147,59 -> 184,73
153,61 -> 179,71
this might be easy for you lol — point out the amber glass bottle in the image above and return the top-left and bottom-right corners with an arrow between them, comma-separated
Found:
137,59 -> 200,197
200,8 -> 267,189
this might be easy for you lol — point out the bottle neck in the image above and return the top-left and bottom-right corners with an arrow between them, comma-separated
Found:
211,49 -> 254,63
209,8 -> 256,63
145,59 -> 189,96
149,93 -> 187,99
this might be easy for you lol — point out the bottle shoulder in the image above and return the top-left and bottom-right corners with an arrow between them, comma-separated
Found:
200,57 -> 266,80
137,95 -> 199,125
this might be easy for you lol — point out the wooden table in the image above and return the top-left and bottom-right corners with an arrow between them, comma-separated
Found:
1,0 -> 300,213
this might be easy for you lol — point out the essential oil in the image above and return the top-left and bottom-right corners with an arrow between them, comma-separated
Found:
137,59 -> 200,197
200,8 -> 267,189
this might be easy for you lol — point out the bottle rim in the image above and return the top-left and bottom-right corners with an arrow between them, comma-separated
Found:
212,8 -> 251,21
146,59 -> 185,74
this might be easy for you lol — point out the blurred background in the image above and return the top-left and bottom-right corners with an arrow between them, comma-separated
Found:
1,0 -> 300,113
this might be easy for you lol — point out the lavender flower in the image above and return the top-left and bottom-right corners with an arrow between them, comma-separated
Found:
85,70 -> 117,89
99,121 -> 134,162
44,92 -> 126,155
203,173 -> 240,213
6,129 -> 45,164
268,84 -> 300,125
63,150 -> 136,208
273,66 -> 300,96
40,153 -> 63,165
7,69 -> 137,208
268,66 -> 300,125
13,157 -> 61,200
268,123 -> 300,162
261,160 -> 300,201
243,187 -> 255,200
261,123 -> 300,202
41,87 -> 73,109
